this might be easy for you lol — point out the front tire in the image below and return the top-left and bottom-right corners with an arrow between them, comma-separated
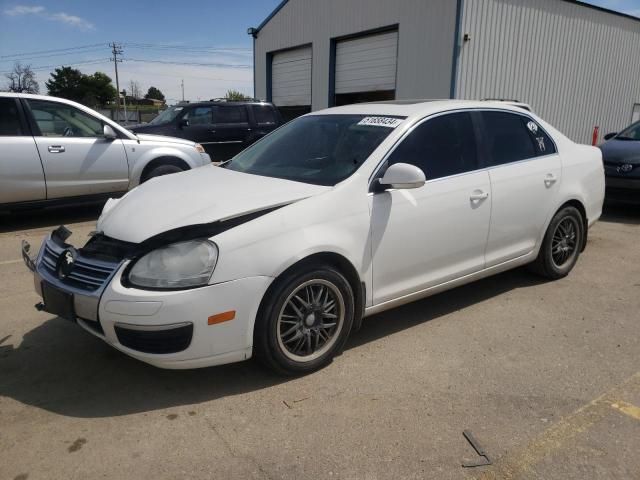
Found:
142,164 -> 185,182
254,266 -> 354,375
530,206 -> 584,279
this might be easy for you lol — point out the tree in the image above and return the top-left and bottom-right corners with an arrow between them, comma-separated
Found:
128,80 -> 142,100
82,72 -> 117,106
224,89 -> 250,101
45,66 -> 84,100
46,67 -> 116,106
5,62 -> 39,93
144,86 -> 165,102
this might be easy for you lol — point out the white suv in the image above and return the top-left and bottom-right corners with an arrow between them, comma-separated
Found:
0,93 -> 211,211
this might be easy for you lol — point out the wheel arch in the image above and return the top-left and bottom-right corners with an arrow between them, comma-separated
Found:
139,156 -> 190,183
252,252 -> 366,350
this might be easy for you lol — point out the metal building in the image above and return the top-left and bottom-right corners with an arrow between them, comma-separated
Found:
251,0 -> 640,143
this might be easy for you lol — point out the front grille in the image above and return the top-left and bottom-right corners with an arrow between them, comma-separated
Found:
114,323 -> 193,354
41,243 -> 120,292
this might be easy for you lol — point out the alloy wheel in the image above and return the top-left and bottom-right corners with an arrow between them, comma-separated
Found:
276,279 -> 345,362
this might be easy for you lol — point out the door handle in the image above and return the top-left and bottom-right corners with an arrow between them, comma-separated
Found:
544,173 -> 558,187
470,191 -> 489,201
48,145 -> 65,153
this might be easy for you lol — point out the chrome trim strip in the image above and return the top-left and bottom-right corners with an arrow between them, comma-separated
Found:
199,140 -> 243,145
114,321 -> 192,332
364,252 -> 534,317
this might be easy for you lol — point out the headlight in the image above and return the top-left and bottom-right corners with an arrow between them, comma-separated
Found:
194,143 -> 206,153
128,240 -> 218,289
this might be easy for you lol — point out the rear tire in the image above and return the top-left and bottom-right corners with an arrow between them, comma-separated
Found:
529,206 -> 584,279
254,266 -> 354,376
142,164 -> 184,182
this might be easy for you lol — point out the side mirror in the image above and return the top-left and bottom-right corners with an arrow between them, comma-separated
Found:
378,163 -> 426,190
179,118 -> 190,128
603,132 -> 617,141
103,124 -> 117,140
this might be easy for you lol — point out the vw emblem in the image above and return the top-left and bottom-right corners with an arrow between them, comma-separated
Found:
56,248 -> 77,279
617,164 -> 634,173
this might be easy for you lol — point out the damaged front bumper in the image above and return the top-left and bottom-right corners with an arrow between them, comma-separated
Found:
21,226 -> 270,369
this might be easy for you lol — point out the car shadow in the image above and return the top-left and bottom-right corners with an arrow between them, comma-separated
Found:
600,202 -> 640,225
0,267 -> 544,419
0,204 -> 103,234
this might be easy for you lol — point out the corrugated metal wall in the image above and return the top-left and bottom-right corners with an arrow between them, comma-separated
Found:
254,0 -> 456,111
456,0 -> 640,143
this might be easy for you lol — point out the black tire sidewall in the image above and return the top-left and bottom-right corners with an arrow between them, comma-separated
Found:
144,164 -> 183,181
257,267 -> 355,375
541,206 -> 584,278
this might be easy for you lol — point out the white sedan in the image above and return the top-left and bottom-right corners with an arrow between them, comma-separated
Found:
23,100 -> 605,374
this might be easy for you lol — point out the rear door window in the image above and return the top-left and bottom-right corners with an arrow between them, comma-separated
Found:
0,98 -> 24,136
386,111 -> 479,180
214,105 -> 248,124
481,111 -> 555,166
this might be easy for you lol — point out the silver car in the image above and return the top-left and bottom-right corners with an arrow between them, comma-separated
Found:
0,93 -> 211,211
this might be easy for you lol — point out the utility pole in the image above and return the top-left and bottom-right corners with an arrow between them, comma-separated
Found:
181,79 -> 184,102
110,42 -> 123,123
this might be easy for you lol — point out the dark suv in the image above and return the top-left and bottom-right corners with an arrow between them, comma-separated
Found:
128,100 -> 282,162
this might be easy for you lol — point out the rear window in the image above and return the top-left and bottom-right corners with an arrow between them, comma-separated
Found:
252,105 -> 277,125
0,98 -> 23,136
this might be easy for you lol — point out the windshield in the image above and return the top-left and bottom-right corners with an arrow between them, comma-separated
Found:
224,114 -> 403,186
616,122 -> 640,140
149,106 -> 185,125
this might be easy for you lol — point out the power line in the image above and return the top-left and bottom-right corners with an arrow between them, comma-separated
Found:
0,47 -> 107,64
124,42 -> 251,52
0,43 -> 107,59
0,59 -> 111,74
125,58 -> 251,68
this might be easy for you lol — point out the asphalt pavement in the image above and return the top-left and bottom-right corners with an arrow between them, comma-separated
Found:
1,203 -> 639,480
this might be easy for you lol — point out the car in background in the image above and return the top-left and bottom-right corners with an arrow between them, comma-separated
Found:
601,121 -> 640,203
0,93 -> 211,212
127,100 -> 282,162
23,100 -> 604,374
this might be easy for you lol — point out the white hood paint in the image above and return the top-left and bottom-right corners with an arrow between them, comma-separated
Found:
133,133 -> 196,147
97,165 -> 330,243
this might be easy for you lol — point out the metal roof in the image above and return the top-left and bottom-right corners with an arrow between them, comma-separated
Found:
252,0 -> 639,35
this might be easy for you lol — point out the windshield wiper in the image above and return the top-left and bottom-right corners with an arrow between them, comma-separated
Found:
615,135 -> 637,141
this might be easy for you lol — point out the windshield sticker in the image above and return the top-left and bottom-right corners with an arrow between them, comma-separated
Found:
357,116 -> 403,128
527,121 -> 538,134
174,107 -> 183,111
536,136 -> 546,152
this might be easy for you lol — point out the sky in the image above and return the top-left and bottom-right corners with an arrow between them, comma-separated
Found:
0,0 -> 639,104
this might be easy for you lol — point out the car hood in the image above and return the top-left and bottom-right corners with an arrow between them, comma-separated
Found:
600,139 -> 640,164
96,165 -> 330,243
133,133 -> 195,146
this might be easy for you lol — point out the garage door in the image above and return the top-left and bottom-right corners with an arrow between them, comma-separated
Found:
271,46 -> 312,108
334,30 -> 398,105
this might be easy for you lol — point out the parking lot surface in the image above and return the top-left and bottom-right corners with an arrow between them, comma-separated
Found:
1,204 -> 639,480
